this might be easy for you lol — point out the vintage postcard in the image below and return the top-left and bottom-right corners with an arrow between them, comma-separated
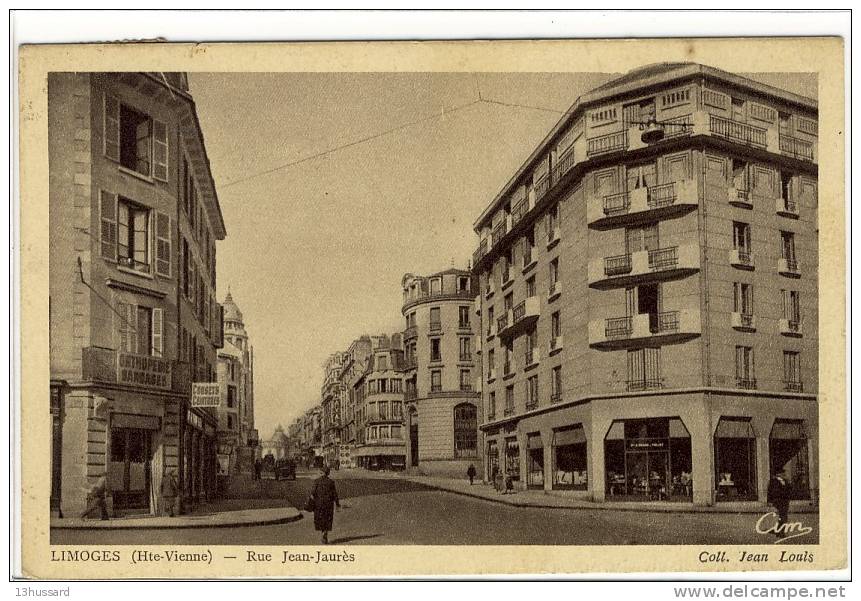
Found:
16,37 -> 846,579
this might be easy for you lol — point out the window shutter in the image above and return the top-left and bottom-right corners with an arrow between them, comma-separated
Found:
152,120 -> 169,182
155,212 -> 171,277
99,191 -> 118,260
152,307 -> 164,357
103,93 -> 120,162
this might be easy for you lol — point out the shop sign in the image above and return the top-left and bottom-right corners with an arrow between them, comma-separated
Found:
625,438 -> 668,451
191,382 -> 221,407
117,352 -> 172,390
186,410 -> 203,430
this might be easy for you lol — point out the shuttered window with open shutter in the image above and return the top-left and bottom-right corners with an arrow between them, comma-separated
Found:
155,212 -> 171,277
99,191 -> 118,260
152,120 -> 168,182
103,93 -> 120,162
151,307 -> 164,357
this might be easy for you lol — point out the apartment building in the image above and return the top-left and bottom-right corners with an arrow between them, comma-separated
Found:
215,291 -> 256,474
472,63 -> 818,506
337,336 -> 374,468
48,72 -> 226,516
401,270 -> 481,476
353,334 -> 407,470
320,351 -> 348,466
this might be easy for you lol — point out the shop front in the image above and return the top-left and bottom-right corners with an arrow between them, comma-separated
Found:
769,419 -> 810,500
552,424 -> 588,490
486,439 -> 499,481
526,433 -> 544,489
604,417 -> 692,501
108,413 -> 160,512
504,437 -> 520,484
713,416 -> 757,501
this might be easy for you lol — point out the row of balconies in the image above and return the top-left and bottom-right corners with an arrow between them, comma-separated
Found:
474,106 -> 816,267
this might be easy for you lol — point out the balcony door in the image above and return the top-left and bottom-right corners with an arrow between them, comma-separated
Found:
627,284 -> 661,331
626,162 -> 657,192
626,223 -> 659,255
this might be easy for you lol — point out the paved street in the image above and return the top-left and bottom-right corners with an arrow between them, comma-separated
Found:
51,471 -> 818,546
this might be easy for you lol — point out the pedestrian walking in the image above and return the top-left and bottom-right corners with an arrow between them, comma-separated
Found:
80,474 -> 109,520
466,464 -> 476,485
307,465 -> 340,544
767,468 -> 792,537
253,458 -> 262,481
161,469 -> 179,517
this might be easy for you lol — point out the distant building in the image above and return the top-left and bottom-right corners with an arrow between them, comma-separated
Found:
48,72 -> 225,517
353,334 -> 407,470
261,425 -> 290,461
401,270 -> 481,477
215,291 -> 255,473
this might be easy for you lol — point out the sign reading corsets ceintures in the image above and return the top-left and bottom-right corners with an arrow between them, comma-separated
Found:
191,382 -> 221,408
116,353 -> 172,390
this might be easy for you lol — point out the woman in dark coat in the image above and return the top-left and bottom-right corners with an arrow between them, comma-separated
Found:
310,466 -> 340,544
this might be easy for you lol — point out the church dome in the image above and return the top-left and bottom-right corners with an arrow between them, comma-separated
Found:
223,290 -> 244,324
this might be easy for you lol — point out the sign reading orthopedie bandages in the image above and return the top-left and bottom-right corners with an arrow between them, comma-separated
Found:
116,352 -> 172,390
191,382 -> 221,407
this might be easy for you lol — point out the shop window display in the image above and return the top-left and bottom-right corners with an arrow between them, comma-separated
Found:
713,417 -> 757,501
552,425 -> 587,490
526,433 -> 544,488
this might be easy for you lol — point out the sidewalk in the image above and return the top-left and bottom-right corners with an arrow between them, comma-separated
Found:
394,473 -> 819,515
51,506 -> 303,530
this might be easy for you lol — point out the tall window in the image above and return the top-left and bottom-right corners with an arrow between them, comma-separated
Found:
487,306 -> 495,336
526,276 -> 536,298
732,158 -> 750,192
522,232 -> 535,267
549,258 -> 559,286
627,347 -> 661,391
460,369 -> 472,391
780,231 -> 797,263
551,366 -> 563,403
227,385 -> 236,408
488,391 -> 496,418
626,223 -> 659,254
453,403 -> 478,458
117,302 -> 162,357
119,104 -> 152,176
117,198 -> 150,272
457,276 -> 470,293
430,369 -> 442,393
430,278 -> 442,295
487,349 -> 495,375
783,290 -> 801,324
626,161 -> 657,191
459,337 -> 471,361
547,203 -> 560,242
551,311 -> 561,340
526,375 -> 539,409
733,221 -> 751,254
783,351 -> 801,389
430,338 -> 441,363
430,307 -> 441,331
735,346 -> 756,388
733,282 -> 754,315
459,306 -> 471,329
505,385 -> 515,414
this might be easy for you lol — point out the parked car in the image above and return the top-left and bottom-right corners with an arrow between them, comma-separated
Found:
275,458 -> 296,481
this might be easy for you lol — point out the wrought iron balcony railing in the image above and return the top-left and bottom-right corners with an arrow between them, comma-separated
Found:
709,114 -> 767,148
648,246 -> 679,271
736,377 -> 757,390
779,134 -> 814,161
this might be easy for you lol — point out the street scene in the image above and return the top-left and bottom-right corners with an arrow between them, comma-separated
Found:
47,63 -> 820,546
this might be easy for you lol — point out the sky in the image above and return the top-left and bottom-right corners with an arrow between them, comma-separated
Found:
188,69 -> 816,441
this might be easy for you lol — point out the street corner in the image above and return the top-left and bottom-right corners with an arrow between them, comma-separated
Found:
50,506 -> 303,530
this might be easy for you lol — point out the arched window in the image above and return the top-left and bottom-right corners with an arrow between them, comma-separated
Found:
453,403 -> 478,458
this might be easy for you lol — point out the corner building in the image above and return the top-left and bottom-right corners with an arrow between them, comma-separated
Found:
49,72 -> 225,516
472,63 -> 818,506
402,270 -> 481,477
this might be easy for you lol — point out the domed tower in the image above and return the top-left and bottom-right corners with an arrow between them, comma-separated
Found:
216,290 -> 256,469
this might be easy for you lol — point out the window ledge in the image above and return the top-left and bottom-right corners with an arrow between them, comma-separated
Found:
118,165 -> 155,184
116,264 -> 155,281
521,259 -> 538,275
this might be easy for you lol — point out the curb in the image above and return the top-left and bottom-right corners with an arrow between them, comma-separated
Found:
410,481 -> 819,515
51,510 -> 304,531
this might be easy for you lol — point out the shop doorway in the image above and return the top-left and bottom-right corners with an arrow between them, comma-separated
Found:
109,427 -> 152,511
714,417 -> 758,501
769,419 -> 810,500
604,417 -> 692,501
526,433 -> 544,489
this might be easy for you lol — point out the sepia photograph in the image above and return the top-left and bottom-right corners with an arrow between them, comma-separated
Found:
14,30 -> 847,579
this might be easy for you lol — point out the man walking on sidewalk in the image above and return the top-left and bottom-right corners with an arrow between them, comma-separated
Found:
467,464 -> 476,485
767,468 -> 792,537
309,466 -> 340,544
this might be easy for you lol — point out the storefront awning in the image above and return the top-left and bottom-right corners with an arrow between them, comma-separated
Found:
771,420 -> 806,439
553,426 -> 586,446
715,417 -> 755,439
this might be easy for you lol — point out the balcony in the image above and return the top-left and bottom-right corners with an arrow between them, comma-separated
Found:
588,309 -> 701,349
549,335 -> 563,355
524,347 -> 540,368
402,285 -> 475,312
731,312 -> 757,332
587,130 -> 628,157
728,186 -> 754,209
776,196 -> 800,218
736,378 -> 757,390
588,179 -> 698,229
498,296 -> 541,340
588,243 -> 699,289
729,248 -> 755,270
784,380 -> 804,393
403,325 -> 418,340
496,312 -> 509,334
778,257 -> 801,278
473,238 -> 489,268
491,216 -> 511,247
779,318 -> 803,337
511,196 -> 529,225
551,146 -> 577,183
779,134 -> 815,162
708,114 -> 767,149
